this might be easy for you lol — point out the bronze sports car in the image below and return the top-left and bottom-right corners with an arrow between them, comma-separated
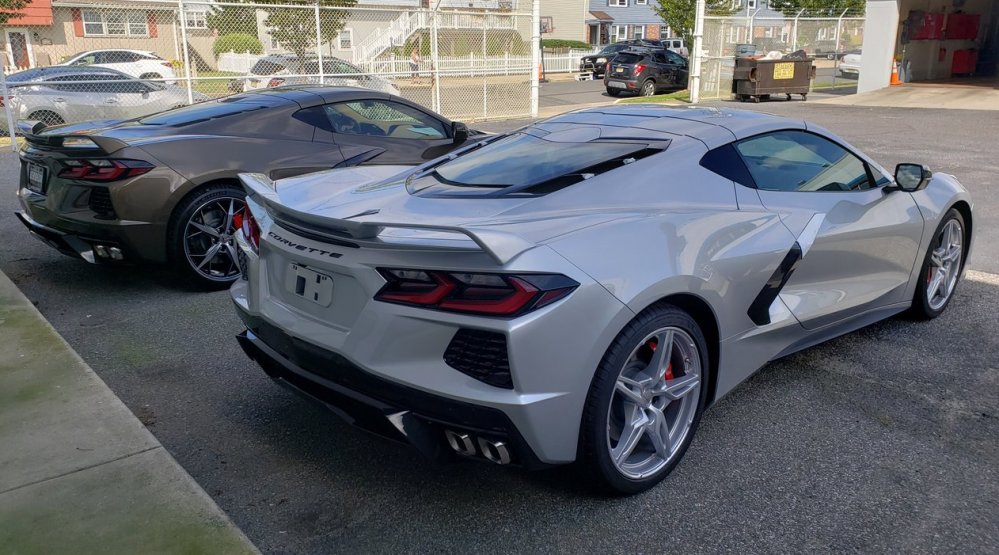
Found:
15,86 -> 480,287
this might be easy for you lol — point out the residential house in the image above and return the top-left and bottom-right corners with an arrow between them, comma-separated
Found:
585,0 -> 671,46
540,0 -> 588,43
2,0 -> 217,71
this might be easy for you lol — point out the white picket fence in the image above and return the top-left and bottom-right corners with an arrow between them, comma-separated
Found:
217,49 -> 600,77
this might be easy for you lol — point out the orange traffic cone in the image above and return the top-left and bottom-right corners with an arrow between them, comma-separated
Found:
890,61 -> 901,86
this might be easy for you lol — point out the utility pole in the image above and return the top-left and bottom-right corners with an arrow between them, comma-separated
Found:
690,0 -> 705,104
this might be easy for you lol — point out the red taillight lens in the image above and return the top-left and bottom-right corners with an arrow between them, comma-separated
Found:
57,159 -> 154,182
236,205 -> 260,253
374,270 -> 578,317
267,78 -> 285,88
0,95 -> 11,107
634,63 -> 646,75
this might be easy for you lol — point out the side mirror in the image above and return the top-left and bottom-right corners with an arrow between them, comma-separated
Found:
894,163 -> 932,191
452,121 -> 469,145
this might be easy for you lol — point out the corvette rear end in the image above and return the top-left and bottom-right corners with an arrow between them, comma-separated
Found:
230,166 -> 631,468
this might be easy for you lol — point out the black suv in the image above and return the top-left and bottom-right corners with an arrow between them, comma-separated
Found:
604,48 -> 689,97
579,41 -> 651,78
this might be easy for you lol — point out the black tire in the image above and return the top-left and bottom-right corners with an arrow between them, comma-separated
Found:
139,72 -> 163,80
27,110 -> 64,126
167,184 -> 246,290
640,79 -> 656,97
909,208 -> 966,320
606,88 -> 621,97
579,303 -> 710,495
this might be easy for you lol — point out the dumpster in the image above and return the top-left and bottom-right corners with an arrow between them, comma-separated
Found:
732,57 -> 816,102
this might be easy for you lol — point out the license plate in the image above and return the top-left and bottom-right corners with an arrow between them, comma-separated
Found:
615,67 -> 624,73
286,263 -> 333,307
608,81 -> 626,89
26,162 -> 46,194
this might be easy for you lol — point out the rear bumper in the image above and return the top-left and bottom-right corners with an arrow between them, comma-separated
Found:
234,309 -> 552,469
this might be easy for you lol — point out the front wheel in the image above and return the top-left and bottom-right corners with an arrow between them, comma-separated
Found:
579,304 -> 709,494
910,208 -> 966,319
168,185 -> 246,289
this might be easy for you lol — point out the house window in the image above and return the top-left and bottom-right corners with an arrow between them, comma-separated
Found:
338,29 -> 353,50
608,0 -> 628,7
82,10 -> 149,37
185,10 -> 207,30
636,0 -> 648,4
612,25 -> 628,42
633,26 -> 645,40
747,0 -> 757,9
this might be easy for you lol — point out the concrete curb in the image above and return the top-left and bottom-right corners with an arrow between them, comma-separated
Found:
0,270 -> 259,555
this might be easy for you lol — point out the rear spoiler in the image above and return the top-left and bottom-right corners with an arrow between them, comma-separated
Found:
239,172 -> 535,265
16,120 -> 127,153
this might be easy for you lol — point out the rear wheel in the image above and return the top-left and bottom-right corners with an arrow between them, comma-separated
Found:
168,184 -> 246,289
580,304 -> 709,494
910,209 -> 965,319
606,88 -> 621,97
27,110 -> 64,126
640,79 -> 657,97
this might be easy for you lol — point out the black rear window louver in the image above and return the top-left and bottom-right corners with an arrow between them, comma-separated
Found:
518,142 -> 668,196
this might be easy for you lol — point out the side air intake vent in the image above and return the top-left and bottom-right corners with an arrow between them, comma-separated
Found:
444,329 -> 512,389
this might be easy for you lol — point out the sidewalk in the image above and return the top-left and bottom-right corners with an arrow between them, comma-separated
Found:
0,271 -> 259,554
816,82 -> 999,110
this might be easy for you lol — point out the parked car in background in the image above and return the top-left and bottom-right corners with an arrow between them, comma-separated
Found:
5,66 -> 204,126
15,86 -> 482,287
605,48 -> 689,96
579,42 -> 644,77
238,54 -> 399,96
838,52 -> 862,78
231,105 -> 971,494
59,49 -> 177,83
660,37 -> 688,57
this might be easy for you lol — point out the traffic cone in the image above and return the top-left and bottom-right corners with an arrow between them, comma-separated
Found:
890,61 -> 901,86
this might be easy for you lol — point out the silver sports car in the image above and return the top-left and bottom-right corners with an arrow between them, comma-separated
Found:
230,106 -> 972,494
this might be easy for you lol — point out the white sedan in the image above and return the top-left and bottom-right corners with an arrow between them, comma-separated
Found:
60,49 -> 177,84
838,53 -> 861,78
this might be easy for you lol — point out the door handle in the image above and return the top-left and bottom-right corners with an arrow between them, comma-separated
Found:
53,98 -> 65,103
105,98 -> 119,104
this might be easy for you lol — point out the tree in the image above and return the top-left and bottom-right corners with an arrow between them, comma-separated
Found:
651,0 -> 732,45
206,3 -> 259,37
0,0 -> 32,28
216,0 -> 358,61
768,0 -> 865,16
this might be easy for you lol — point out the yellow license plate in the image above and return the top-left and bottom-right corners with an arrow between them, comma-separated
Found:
773,62 -> 795,80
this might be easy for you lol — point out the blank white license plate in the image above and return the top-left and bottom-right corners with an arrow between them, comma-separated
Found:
286,263 -> 333,307
608,81 -> 626,88
26,162 -> 46,193
615,67 -> 625,73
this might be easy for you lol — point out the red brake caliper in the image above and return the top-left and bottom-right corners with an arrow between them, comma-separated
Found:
647,339 -> 674,381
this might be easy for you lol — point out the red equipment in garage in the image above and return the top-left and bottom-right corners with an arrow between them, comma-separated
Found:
951,49 -> 978,76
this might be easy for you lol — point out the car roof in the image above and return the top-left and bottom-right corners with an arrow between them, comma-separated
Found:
544,105 -> 805,148
233,85 -> 444,117
7,65 -> 131,82
73,49 -> 155,55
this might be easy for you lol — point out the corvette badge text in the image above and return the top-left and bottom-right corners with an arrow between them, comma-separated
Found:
268,231 -> 343,258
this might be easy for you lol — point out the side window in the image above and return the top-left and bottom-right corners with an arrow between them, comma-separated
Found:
700,144 -> 755,188
74,54 -> 98,66
323,100 -> 447,139
665,50 -> 686,65
734,130 -> 875,192
653,52 -> 667,64
92,52 -> 110,64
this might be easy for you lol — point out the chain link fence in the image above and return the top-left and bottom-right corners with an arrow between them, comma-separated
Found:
0,0 -> 539,135
698,10 -> 865,101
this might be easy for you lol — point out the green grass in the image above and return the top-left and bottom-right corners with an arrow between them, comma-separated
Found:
617,90 -> 691,104
187,71 -> 241,97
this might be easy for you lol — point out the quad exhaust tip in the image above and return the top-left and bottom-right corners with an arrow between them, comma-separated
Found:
444,430 -> 511,465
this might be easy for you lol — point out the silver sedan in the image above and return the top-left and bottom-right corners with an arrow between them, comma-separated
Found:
5,65 -> 206,126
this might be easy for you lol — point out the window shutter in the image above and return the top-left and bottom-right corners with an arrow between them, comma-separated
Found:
148,12 -> 158,38
71,8 -> 84,37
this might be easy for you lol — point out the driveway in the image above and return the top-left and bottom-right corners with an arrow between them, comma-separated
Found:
1,103 -> 997,553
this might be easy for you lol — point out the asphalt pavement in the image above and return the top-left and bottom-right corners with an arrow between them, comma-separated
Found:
1,103 -> 997,553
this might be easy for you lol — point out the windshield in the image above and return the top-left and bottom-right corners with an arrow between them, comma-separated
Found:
250,59 -> 286,75
434,132 -> 647,188
600,44 -> 628,56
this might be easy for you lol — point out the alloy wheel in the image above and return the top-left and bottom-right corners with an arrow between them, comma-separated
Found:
607,326 -> 702,480
182,197 -> 245,282
927,219 -> 963,311
641,81 -> 656,96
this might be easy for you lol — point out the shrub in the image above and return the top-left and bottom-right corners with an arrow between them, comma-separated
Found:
541,39 -> 592,50
213,33 -> 263,58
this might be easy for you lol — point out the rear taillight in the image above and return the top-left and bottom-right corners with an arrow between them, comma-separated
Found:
634,63 -> 646,75
161,62 -> 173,68
267,78 -> 285,88
374,269 -> 578,317
233,205 -> 260,253
0,94 -> 11,107
58,159 -> 153,182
